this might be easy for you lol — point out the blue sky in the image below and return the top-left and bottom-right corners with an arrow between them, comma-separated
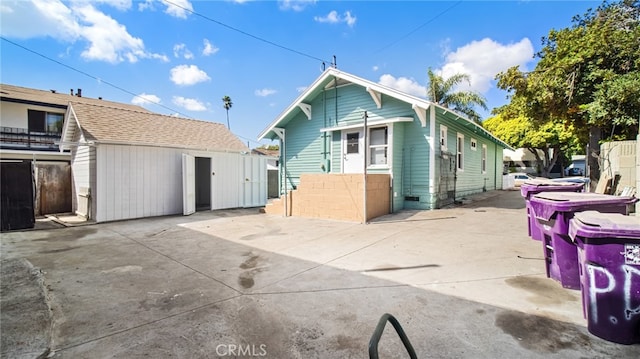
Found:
1,0 -> 599,147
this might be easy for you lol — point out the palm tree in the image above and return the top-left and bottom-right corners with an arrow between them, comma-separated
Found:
426,67 -> 488,124
222,95 -> 233,130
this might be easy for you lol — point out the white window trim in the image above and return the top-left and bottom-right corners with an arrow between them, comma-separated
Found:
470,138 -> 477,151
440,125 -> 448,152
456,133 -> 464,172
481,144 -> 487,174
367,124 -> 393,169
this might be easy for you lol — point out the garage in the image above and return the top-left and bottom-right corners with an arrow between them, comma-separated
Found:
61,101 -> 267,222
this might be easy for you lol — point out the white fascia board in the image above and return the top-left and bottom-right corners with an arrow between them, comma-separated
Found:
320,117 -> 413,132
257,69 -> 336,140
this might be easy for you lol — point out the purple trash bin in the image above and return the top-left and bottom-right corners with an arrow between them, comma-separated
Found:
530,192 -> 636,290
569,211 -> 640,345
520,179 -> 584,241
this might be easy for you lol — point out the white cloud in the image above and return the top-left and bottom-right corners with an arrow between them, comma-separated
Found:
173,43 -> 194,59
438,38 -> 534,94
74,4 -> 150,63
372,65 -> 379,72
0,0 -> 167,64
0,0 -> 81,40
343,11 -> 356,27
138,0 -> 154,11
89,0 -> 132,11
131,93 -> 161,106
255,88 -> 277,97
202,39 -> 219,56
136,0 -> 191,18
163,0 -> 192,19
314,10 -> 356,27
279,0 -> 316,12
172,96 -> 206,111
170,64 -> 211,86
296,86 -> 307,93
378,74 -> 426,98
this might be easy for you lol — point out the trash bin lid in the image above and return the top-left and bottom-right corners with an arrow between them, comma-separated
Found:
520,179 -> 584,199
569,211 -> 640,243
529,193 -> 636,221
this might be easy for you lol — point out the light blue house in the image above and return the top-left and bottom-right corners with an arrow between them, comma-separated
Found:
258,68 -> 512,212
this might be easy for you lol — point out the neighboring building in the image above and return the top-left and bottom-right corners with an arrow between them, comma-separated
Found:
599,141 -> 636,194
60,101 -> 268,222
251,147 -> 280,198
503,148 -> 540,175
258,68 -> 512,220
0,84 -> 148,226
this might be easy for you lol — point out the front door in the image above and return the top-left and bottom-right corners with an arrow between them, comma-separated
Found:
342,130 -> 363,173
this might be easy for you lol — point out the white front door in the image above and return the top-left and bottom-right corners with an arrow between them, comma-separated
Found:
342,130 -> 363,173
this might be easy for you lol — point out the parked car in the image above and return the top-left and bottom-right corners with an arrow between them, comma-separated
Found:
566,167 -> 584,176
510,172 -> 535,187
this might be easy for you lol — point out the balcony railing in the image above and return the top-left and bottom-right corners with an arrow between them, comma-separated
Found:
0,126 -> 62,151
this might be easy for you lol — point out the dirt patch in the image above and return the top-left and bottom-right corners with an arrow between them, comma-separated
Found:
495,310 -> 591,353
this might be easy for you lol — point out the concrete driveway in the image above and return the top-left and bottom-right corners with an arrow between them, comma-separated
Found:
1,190 -> 638,358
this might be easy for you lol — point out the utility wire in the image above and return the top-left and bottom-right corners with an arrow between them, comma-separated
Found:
1,36 -> 268,147
0,36 -> 192,118
374,1 -> 463,54
162,0 -> 332,65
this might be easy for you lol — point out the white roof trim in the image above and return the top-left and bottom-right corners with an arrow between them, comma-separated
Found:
257,68 -> 513,150
366,87 -> 382,109
320,117 -> 413,132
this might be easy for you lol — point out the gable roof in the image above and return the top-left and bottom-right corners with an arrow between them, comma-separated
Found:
61,102 -> 248,152
0,83 -> 150,112
258,68 -> 513,150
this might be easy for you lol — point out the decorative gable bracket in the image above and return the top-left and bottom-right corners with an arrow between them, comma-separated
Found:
366,87 -> 382,109
298,103 -> 312,120
412,104 -> 429,127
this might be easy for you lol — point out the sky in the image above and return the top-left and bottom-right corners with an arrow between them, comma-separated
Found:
0,0 -> 601,148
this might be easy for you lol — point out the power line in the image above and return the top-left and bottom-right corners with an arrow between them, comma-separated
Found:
162,0 -> 333,65
374,1 -> 463,54
1,36 -> 268,147
0,36 -> 192,118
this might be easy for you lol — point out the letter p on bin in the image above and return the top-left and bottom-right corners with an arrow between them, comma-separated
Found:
569,211 -> 640,345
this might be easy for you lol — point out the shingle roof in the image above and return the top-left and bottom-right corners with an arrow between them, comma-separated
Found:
0,83 -> 150,112
68,102 -> 248,152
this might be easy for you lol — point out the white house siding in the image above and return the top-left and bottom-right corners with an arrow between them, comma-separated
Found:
69,131 -> 95,219
95,144 -> 182,222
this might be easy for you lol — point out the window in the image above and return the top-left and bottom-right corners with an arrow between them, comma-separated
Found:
456,133 -> 464,171
481,144 -> 487,173
470,138 -> 477,151
369,126 -> 388,166
346,132 -> 359,154
28,110 -> 64,133
440,125 -> 448,151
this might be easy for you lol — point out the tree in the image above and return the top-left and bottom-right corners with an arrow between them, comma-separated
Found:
484,114 -> 581,177
426,67 -> 488,124
222,95 -> 233,130
494,0 -> 640,186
